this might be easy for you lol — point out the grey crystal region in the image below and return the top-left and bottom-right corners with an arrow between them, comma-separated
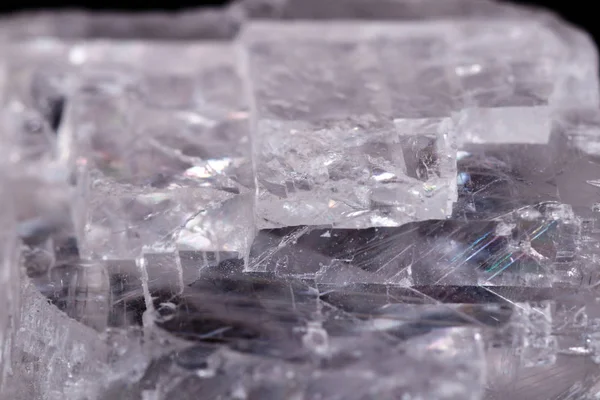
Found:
0,39 -> 71,164
248,202 -> 572,286
61,42 -> 255,260
455,106 -> 552,145
0,176 -> 19,393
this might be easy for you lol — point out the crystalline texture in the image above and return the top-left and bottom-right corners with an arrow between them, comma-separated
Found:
148,268 -> 488,400
243,23 -> 459,228
5,279 -> 109,400
0,105 -> 109,400
244,16 -> 597,229
61,41 -> 255,260
2,1 -> 600,400
248,202 -> 571,287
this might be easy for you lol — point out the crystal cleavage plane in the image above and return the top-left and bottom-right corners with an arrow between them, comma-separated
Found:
1,0 -> 600,399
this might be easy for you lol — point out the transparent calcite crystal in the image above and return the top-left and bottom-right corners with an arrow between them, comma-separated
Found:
2,1 -> 600,400
0,109 -> 108,400
243,23 -> 458,228
248,202 -> 573,287
243,16 -> 595,228
141,268 -> 488,400
61,41 -> 255,260
6,279 -> 109,400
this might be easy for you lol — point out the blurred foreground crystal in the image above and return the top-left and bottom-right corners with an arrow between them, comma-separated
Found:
0,170 -> 19,392
2,0 -> 600,399
62,41 -> 254,260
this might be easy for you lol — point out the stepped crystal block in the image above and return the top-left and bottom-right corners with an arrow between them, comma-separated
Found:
244,18 -> 596,229
2,1 -> 600,400
243,23 -> 458,228
63,42 -> 255,259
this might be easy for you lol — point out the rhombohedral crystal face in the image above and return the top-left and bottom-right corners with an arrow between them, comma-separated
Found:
2,0 -> 600,399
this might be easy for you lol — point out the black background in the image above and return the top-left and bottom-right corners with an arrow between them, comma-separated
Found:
0,1 -> 595,46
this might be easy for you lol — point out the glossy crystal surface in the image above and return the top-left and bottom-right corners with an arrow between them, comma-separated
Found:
2,1 -> 600,399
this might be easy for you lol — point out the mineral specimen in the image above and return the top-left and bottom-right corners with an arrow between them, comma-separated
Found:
1,0 -> 600,399
63,41 -> 254,259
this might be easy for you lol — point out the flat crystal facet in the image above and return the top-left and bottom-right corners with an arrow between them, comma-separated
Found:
248,202 -> 570,287
2,1 -> 600,399
62,42 -> 255,259
244,23 -> 459,228
6,280 -> 109,400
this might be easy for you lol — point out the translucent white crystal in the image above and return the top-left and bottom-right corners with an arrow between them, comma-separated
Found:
5,279 -> 109,400
243,23 -> 458,228
0,1 -> 599,399
61,42 -> 255,259
243,16 -> 598,229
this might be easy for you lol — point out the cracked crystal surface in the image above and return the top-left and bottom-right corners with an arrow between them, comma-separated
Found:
2,0 -> 600,399
61,41 -> 254,260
